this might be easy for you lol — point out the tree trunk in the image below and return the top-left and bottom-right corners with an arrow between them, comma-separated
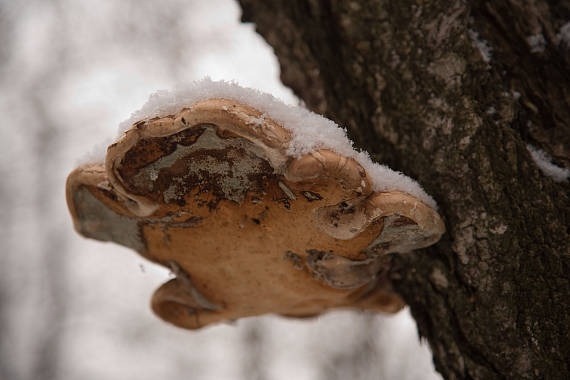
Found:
237,1 -> 570,379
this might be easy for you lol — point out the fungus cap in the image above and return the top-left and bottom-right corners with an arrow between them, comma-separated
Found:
66,84 -> 445,330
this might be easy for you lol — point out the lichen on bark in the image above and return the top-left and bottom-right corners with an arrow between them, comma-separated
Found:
238,0 -> 570,379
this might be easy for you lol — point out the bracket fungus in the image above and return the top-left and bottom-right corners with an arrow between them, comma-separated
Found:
66,79 -> 444,330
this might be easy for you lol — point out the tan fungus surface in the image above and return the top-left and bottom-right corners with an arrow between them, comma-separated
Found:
66,99 -> 445,329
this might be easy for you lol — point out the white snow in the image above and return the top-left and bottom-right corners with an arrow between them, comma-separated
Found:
75,135 -> 114,166
526,144 -> 569,182
556,22 -> 570,49
118,77 -> 438,208
468,29 -> 492,63
526,34 -> 546,53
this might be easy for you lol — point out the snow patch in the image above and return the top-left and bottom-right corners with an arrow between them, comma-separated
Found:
556,22 -> 570,50
526,34 -> 546,53
118,78 -> 438,208
468,29 -> 492,63
526,144 -> 569,182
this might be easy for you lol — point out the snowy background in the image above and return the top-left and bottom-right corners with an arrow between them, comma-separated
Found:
0,1 -> 441,379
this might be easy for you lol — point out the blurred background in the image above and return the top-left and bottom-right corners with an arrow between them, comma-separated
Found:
0,0 -> 441,379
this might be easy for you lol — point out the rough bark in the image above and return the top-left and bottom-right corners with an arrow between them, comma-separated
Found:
238,1 -> 570,379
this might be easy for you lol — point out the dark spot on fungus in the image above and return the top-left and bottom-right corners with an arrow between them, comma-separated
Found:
391,215 -> 417,227
100,188 -> 118,202
251,218 -> 261,225
305,249 -> 384,289
274,196 -> 291,209
207,200 -> 219,211
284,251 -> 304,270
167,216 -> 203,228
302,191 -> 323,201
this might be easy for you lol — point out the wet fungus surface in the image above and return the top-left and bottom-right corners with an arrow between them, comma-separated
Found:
66,97 -> 445,330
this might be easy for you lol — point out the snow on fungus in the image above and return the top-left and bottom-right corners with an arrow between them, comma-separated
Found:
119,78 -> 437,209
66,79 -> 445,330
